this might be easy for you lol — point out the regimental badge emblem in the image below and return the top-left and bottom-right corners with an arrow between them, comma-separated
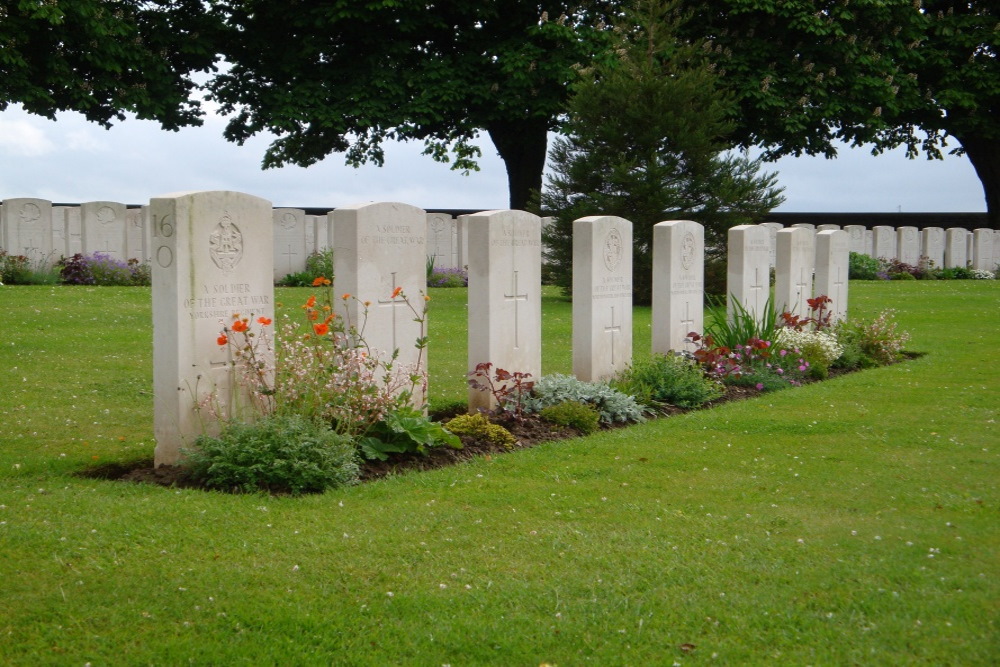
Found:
681,231 -> 697,270
603,227 -> 623,272
19,203 -> 41,224
97,206 -> 117,226
209,212 -> 244,271
278,212 -> 298,230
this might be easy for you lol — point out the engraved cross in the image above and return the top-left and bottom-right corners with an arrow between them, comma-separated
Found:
377,271 -> 406,351
604,306 -> 622,366
504,270 -> 529,349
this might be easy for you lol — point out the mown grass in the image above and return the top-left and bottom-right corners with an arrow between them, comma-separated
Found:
0,281 -> 997,664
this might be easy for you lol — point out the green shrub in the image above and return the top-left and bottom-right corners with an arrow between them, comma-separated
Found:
890,270 -> 916,281
612,354 -> 723,409
849,252 -> 880,280
834,310 -> 910,367
185,415 -> 359,494
521,373 -> 646,425
539,401 -> 601,435
277,249 -> 334,286
445,413 -> 517,448
1,250 -> 60,284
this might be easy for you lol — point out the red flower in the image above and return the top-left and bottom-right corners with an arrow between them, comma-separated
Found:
305,295 -> 316,308
257,317 -> 272,326
312,276 -> 331,286
307,310 -> 319,321
313,323 -> 329,336
231,320 -> 249,333
391,286 -> 403,299
217,334 -> 228,346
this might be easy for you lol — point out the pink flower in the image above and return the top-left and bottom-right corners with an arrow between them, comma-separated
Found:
779,349 -> 788,357
756,383 -> 764,390
776,368 -> 784,375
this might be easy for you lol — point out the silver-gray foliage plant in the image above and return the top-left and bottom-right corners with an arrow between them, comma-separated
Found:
522,374 -> 647,425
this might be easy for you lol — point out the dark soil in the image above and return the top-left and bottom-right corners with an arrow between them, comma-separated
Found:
81,366 -> 884,492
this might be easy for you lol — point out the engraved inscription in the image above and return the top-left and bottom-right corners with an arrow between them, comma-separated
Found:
603,227 -> 623,272
209,213 -> 244,272
19,203 -> 41,225
681,232 -> 697,270
278,212 -> 298,230
97,206 -> 117,226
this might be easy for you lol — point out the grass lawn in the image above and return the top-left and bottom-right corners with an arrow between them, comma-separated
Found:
0,280 -> 997,664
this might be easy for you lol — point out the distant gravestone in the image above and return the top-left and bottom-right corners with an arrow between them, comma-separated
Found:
817,224 -> 841,232
864,229 -> 874,256
572,215 -> 633,382
965,230 -> 974,266
871,225 -> 896,260
2,198 -> 54,264
51,206 -> 70,257
972,229 -> 994,270
994,231 -> 1000,270
897,226 -> 920,265
333,202 -> 428,404
151,191 -> 275,467
81,201 -> 127,259
272,208 -> 307,281
774,227 -> 814,318
651,220 -> 704,354
427,212 -> 458,269
303,215 -> 317,256
324,211 -> 337,253
310,214 -> 329,252
845,225 -> 866,256
466,210 -> 542,412
727,225 -> 770,322
125,206 -> 150,262
944,227 -> 968,268
64,207 -> 83,255
921,227 -> 945,268
456,214 -> 470,269
760,222 -> 783,267
815,230 -> 850,322
791,223 -> 816,231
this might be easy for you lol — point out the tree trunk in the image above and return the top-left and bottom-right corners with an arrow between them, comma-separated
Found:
486,117 -> 550,211
955,133 -> 1000,229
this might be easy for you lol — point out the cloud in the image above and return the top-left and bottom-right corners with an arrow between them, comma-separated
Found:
0,117 -> 56,157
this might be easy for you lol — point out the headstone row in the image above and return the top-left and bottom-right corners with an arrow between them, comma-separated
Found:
754,219 -> 999,270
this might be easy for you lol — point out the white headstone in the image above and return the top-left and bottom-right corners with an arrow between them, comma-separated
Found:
310,214 -> 329,252
325,211 -> 337,253
944,227 -> 968,268
466,210 -> 542,412
64,207 -> 83,256
727,225 -> 771,322
303,215 -> 317,256
845,225 -> 866,256
817,224 -> 841,232
871,225 -> 896,261
774,227 -> 815,318
651,220 -> 704,354
572,216 -> 633,382
965,229 -> 974,265
921,227 -> 945,269
815,230 -> 849,322
151,191 -> 275,467
972,228 -> 994,270
864,229 -> 873,257
81,201 -> 127,259
272,208 -> 307,281
760,222 -> 783,268
125,206 -> 150,262
1,198 -> 54,264
427,212 -> 458,270
333,202 -> 429,405
994,231 -> 1000,271
896,226 -> 920,266
50,206 -> 70,258
456,215 -> 470,269
791,223 -> 816,231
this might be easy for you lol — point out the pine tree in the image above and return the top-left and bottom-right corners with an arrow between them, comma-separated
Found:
541,0 -> 783,304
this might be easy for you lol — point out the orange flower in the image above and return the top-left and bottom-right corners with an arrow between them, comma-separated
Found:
257,317 -> 272,326
363,300 -> 371,307
341,293 -> 351,300
231,320 -> 248,333
305,295 -> 316,308
217,334 -> 228,346
232,313 -> 240,320
312,276 -> 331,286
313,323 -> 329,336
324,314 -> 334,324
424,295 -> 431,302
391,286 -> 403,299
307,310 -> 319,321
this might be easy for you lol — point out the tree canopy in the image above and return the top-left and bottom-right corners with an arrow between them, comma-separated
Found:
681,0 -> 999,224
0,0 -> 219,130
206,1 -> 613,209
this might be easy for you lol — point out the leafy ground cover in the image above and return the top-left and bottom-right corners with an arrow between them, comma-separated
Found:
0,281 -> 997,664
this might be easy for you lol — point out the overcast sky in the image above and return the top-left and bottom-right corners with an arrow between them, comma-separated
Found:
0,104 -> 986,213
